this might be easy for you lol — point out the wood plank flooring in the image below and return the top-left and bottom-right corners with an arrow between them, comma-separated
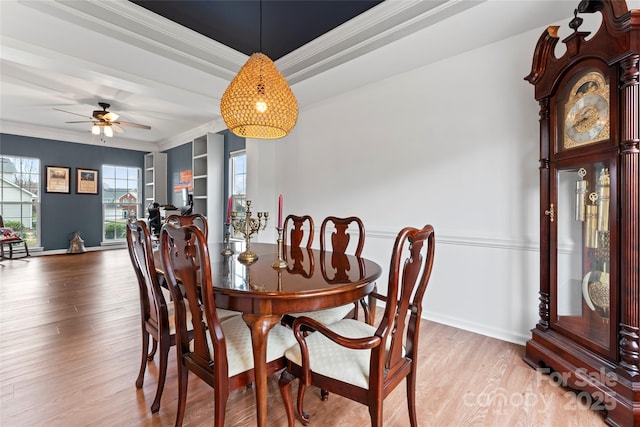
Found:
0,250 -> 608,426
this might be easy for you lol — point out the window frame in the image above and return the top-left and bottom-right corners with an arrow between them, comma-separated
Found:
229,150 -> 247,213
0,155 -> 41,248
101,164 -> 142,243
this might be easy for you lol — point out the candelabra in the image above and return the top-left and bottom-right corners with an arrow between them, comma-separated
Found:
221,222 -> 234,256
272,227 -> 287,269
230,200 -> 268,263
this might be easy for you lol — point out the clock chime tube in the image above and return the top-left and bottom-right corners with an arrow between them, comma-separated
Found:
576,179 -> 588,222
596,168 -> 609,231
585,203 -> 599,249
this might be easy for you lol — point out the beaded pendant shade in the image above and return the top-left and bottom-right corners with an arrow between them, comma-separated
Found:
220,52 -> 298,139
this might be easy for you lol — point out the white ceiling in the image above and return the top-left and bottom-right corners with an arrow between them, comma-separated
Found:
0,0 -> 578,152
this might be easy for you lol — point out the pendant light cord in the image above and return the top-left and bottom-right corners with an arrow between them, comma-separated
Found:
259,0 -> 263,52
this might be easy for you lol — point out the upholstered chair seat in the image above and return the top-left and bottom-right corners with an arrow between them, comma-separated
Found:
189,316 -> 296,377
283,318 -> 403,389
287,305 -> 355,327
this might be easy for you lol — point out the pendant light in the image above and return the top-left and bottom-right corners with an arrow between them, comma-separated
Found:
220,0 -> 298,139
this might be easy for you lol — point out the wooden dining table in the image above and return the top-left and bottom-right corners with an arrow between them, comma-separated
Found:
155,240 -> 382,427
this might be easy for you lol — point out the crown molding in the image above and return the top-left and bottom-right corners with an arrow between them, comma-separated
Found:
31,0 -> 485,86
24,0 -> 246,81
0,120 -> 157,152
279,0 -> 485,84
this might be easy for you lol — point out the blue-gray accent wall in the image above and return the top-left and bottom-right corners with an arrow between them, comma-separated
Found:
1,131 -> 245,251
1,133 -> 146,250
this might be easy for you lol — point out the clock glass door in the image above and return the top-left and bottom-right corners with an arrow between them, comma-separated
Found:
553,160 -> 616,354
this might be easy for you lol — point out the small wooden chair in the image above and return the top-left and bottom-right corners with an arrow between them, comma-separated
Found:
278,224 -> 436,427
0,215 -> 30,259
125,219 -> 193,413
159,222 -> 297,427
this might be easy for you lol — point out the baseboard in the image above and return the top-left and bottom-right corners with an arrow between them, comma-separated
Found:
423,311 -> 530,346
31,244 -> 125,256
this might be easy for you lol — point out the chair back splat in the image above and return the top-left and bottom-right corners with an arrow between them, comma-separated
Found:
382,225 -> 435,374
165,213 -> 209,240
320,215 -> 365,257
278,224 -> 435,427
283,214 -> 314,249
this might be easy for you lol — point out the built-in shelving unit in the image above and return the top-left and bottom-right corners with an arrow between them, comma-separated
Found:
192,133 -> 224,234
144,152 -> 167,206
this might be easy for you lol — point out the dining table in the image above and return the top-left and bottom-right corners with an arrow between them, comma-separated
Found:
155,240 -> 382,427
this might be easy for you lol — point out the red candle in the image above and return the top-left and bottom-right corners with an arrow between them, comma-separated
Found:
226,197 -> 232,224
278,194 -> 283,228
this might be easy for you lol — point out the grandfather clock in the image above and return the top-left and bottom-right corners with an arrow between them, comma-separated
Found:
523,1 -> 639,425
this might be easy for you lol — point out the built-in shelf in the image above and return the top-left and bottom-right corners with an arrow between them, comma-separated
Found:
191,133 -> 224,233
144,152 -> 167,206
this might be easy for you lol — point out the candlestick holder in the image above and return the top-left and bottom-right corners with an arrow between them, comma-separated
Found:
230,200 -> 268,263
272,227 -> 287,269
221,222 -> 234,256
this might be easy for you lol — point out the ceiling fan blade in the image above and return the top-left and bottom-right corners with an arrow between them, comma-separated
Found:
111,124 -> 125,133
54,107 -> 93,119
65,120 -> 95,123
103,112 -> 119,122
113,120 -> 151,130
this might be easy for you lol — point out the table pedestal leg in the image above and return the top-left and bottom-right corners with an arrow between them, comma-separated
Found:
242,313 -> 281,427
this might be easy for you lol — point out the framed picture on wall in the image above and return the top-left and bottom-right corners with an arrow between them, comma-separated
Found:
45,166 -> 70,193
76,168 -> 99,195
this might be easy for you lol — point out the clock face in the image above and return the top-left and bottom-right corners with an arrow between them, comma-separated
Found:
561,71 -> 610,150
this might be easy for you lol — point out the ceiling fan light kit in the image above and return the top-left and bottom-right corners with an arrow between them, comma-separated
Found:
55,102 -> 150,138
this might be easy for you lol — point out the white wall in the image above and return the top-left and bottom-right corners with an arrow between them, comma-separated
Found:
245,1 -> 640,345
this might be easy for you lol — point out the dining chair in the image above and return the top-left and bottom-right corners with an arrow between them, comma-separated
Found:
164,213 -> 241,322
282,216 -> 367,332
0,215 -> 30,259
125,219 -> 193,414
278,224 -> 435,427
159,222 -> 297,427
319,216 -> 371,323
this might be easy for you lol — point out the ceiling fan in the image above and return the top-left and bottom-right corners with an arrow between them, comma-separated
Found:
54,102 -> 151,137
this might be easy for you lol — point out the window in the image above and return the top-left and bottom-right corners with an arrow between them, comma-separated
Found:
230,150 -> 246,214
0,156 -> 40,247
102,165 -> 141,242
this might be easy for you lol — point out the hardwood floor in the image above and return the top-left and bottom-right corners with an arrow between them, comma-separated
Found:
0,250 -> 607,426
